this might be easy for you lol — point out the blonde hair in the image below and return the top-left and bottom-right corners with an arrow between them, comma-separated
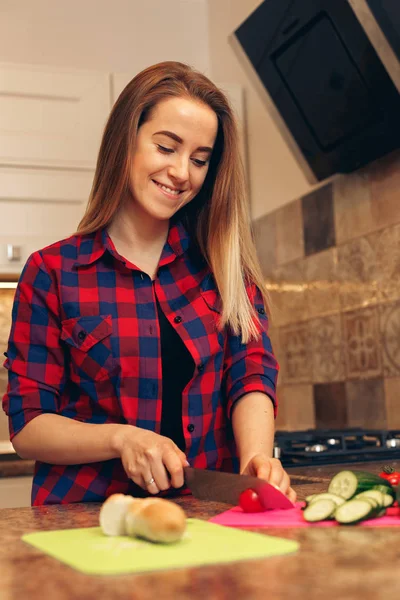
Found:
77,61 -> 270,343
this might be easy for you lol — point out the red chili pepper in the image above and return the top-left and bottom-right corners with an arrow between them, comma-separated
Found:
239,488 -> 265,513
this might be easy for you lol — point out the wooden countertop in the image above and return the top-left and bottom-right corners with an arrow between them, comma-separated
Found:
1,461 -> 400,600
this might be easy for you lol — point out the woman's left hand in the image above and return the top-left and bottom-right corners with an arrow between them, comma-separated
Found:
241,453 -> 297,504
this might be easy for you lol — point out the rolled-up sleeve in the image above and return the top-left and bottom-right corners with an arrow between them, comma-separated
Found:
2,251 -> 65,439
223,285 -> 279,419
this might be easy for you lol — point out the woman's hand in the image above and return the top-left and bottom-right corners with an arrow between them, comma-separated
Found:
111,425 -> 188,495
241,453 -> 297,504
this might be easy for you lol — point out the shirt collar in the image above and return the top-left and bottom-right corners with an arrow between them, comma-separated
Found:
74,220 -> 191,268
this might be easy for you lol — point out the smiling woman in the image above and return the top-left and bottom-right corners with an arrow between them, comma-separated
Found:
2,61 -> 296,507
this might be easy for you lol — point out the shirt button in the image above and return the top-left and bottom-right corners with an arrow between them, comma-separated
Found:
187,424 -> 195,433
174,316 -> 182,324
257,307 -> 265,315
78,331 -> 87,341
198,363 -> 204,373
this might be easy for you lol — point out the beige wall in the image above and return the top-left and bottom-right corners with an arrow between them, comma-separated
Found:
0,0 -> 210,75
207,0 -> 315,219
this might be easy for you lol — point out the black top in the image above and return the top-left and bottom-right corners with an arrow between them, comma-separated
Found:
156,298 -> 194,451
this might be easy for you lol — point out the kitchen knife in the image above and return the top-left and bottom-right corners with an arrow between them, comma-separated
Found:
184,467 -> 294,510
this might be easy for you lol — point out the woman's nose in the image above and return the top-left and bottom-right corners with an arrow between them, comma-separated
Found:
168,159 -> 189,183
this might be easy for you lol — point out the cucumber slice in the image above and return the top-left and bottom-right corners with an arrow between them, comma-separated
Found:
308,493 -> 346,507
356,490 -> 385,507
328,470 -> 388,500
303,499 -> 337,523
305,494 -> 316,503
335,499 -> 376,524
383,494 -> 394,508
372,484 -> 395,497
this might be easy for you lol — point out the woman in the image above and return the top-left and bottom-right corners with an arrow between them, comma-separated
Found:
2,61 -> 296,505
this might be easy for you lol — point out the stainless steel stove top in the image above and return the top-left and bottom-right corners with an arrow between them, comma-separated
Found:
274,428 -> 400,467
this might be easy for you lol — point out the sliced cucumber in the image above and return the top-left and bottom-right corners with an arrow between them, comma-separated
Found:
383,494 -> 394,508
335,499 -> 376,524
307,493 -> 346,507
305,494 -> 316,503
372,484 -> 395,498
356,489 -> 385,507
328,470 -> 388,500
303,499 -> 337,523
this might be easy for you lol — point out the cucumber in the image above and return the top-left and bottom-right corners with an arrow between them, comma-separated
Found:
335,499 -> 376,524
303,499 -> 337,523
355,490 -> 385,507
372,484 -> 395,497
307,493 -> 346,507
383,494 -> 394,508
328,470 -> 388,500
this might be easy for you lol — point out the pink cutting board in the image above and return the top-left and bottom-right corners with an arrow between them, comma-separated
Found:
210,502 -> 400,528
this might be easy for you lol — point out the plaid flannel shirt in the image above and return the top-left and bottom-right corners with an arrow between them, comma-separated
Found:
2,221 -> 278,505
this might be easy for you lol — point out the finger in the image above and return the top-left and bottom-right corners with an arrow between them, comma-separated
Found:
276,471 -> 291,495
268,459 -> 286,488
120,452 -> 144,489
163,449 -> 185,488
253,457 -> 272,481
149,459 -> 171,492
143,470 -> 160,495
287,487 -> 297,503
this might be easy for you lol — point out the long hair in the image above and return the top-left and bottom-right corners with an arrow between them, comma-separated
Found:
77,61 -> 270,342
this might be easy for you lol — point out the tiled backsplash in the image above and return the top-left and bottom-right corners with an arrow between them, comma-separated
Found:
253,149 -> 400,432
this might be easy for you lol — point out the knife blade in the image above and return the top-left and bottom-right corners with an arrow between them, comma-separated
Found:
184,467 -> 294,510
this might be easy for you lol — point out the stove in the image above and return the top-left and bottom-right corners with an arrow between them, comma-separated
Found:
274,428 -> 400,467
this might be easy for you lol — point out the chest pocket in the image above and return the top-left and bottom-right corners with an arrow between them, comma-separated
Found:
61,315 -> 117,381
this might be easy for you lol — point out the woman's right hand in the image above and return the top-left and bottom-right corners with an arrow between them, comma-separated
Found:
111,425 -> 189,495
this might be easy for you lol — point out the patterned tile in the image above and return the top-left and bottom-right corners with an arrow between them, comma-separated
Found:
275,384 -> 315,431
384,377 -> 400,429
369,150 -> 400,231
301,183 -> 335,256
337,235 -> 379,311
305,248 -> 340,318
345,378 -> 386,428
374,223 -> 400,304
313,382 -> 347,429
279,323 -> 312,383
333,168 -> 374,244
342,307 -> 382,379
310,315 -> 345,383
379,301 -> 400,377
275,199 -> 304,266
252,211 -> 277,278
267,260 -> 308,327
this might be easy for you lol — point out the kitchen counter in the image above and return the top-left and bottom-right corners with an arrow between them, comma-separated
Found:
1,461 -> 400,600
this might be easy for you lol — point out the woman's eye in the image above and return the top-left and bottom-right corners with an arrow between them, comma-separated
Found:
192,158 -> 208,167
157,145 -> 174,154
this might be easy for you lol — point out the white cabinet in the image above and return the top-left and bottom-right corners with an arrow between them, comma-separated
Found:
0,166 -> 93,274
0,63 -> 108,274
0,63 -> 110,170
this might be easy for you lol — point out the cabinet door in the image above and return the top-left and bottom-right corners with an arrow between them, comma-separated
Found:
0,63 -> 110,169
0,166 -> 93,274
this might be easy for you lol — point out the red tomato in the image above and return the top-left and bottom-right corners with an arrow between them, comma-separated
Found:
239,488 -> 265,512
387,474 -> 400,486
385,506 -> 400,517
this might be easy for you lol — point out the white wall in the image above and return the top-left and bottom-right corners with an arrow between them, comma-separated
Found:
207,0 -> 314,219
0,0 -> 210,74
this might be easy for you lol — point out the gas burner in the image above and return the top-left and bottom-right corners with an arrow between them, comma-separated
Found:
305,444 -> 328,453
274,428 -> 400,467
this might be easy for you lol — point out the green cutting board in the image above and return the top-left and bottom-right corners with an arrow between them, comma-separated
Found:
22,518 -> 299,575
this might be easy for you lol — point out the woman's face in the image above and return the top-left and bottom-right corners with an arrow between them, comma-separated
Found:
128,96 -> 218,222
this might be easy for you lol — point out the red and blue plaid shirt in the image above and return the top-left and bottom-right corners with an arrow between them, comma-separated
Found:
2,220 -> 278,505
